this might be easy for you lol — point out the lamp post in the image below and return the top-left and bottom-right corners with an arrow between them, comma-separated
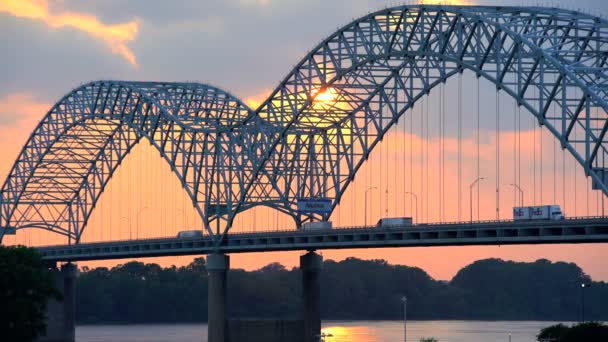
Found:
136,206 -> 149,239
405,192 -> 418,224
120,217 -> 132,240
365,186 -> 377,226
469,177 -> 484,223
509,184 -> 524,207
581,282 -> 591,322
401,296 -> 407,342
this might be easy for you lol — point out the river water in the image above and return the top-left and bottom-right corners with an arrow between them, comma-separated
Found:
76,320 -> 562,341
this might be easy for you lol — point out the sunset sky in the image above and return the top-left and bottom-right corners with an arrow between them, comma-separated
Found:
2,0 -> 608,282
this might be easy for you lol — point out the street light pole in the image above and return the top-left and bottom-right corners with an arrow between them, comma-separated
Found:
581,283 -> 591,322
405,192 -> 418,224
469,177 -> 484,223
509,184 -> 524,207
401,296 -> 407,342
365,186 -> 377,226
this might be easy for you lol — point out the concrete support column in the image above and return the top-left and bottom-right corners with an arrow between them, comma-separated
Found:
207,253 -> 230,342
39,263 -> 76,342
301,251 -> 322,342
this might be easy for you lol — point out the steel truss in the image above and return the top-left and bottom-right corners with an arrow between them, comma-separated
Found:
2,5 -> 608,245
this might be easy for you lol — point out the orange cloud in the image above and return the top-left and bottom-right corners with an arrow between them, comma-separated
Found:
0,0 -> 139,66
243,88 -> 272,110
0,92 -> 50,180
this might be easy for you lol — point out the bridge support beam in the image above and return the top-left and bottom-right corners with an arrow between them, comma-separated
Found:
301,251 -> 322,342
207,253 -> 230,342
39,263 -> 76,342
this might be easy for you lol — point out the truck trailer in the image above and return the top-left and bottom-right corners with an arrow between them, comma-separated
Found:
302,221 -> 333,230
376,217 -> 413,228
513,205 -> 564,221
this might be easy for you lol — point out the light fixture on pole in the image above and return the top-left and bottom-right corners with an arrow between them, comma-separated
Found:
509,183 -> 524,207
469,177 -> 484,223
581,282 -> 591,322
365,186 -> 378,226
405,192 -> 418,224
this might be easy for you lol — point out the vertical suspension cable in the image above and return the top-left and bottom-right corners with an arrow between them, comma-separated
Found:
477,77 -> 481,220
563,144 -> 566,215
403,105 -> 406,216
380,126 -> 383,218
439,84 -> 443,221
420,90 -> 424,223
534,110 -> 537,205
518,105 -> 521,205
514,100 -> 517,206
458,74 -> 462,221
496,90 -> 500,220
540,121 -> 543,205
553,103 -> 557,204
425,94 -> 429,222
575,125 -> 578,216
442,83 -> 446,221
410,104 -> 413,218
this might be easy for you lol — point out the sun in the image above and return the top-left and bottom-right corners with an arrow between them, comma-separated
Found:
313,87 -> 337,103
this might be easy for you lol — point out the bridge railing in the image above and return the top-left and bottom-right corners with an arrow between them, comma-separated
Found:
33,215 -> 608,248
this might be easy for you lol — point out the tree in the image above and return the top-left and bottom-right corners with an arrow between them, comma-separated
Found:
537,322 -> 608,342
0,245 -> 61,342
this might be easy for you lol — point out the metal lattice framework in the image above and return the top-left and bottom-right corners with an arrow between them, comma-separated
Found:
2,5 -> 608,245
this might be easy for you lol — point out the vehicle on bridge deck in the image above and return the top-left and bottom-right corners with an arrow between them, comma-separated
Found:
513,205 -> 564,221
176,230 -> 204,239
376,217 -> 413,229
302,221 -> 333,230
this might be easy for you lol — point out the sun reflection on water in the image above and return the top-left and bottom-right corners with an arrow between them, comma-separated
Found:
322,325 -> 376,342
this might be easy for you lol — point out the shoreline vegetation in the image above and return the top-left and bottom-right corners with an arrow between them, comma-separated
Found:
75,257 -> 608,324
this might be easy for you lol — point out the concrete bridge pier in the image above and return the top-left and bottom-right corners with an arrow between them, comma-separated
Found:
39,262 -> 76,342
207,253 -> 230,342
301,251 -> 322,342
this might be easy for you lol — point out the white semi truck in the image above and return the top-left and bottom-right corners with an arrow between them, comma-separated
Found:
376,217 -> 413,228
302,221 -> 333,230
513,205 -> 564,221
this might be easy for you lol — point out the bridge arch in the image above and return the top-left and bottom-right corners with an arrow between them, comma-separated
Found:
0,81 -> 275,243
252,5 -> 608,225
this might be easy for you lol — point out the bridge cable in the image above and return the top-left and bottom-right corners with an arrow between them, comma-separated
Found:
514,99 -> 518,207
533,105 -> 537,206
420,87 -> 424,223
402,103 -> 406,218
426,93 -> 429,222
572,109 -> 578,216
540,112 -> 544,205
439,83 -> 443,221
410,98 -> 413,218
458,73 -> 462,221
477,77 -> 481,219
496,90 -> 500,220
554,101 -> 557,205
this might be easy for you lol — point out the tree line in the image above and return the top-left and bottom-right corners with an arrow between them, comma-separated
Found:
75,257 -> 608,323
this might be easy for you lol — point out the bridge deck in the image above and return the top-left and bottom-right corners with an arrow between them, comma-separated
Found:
35,218 -> 608,262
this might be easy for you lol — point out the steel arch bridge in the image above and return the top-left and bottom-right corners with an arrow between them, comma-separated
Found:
2,5 -> 608,246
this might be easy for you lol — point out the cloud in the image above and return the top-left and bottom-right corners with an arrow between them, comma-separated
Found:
0,92 -> 48,127
0,0 -> 139,66
243,88 -> 272,110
